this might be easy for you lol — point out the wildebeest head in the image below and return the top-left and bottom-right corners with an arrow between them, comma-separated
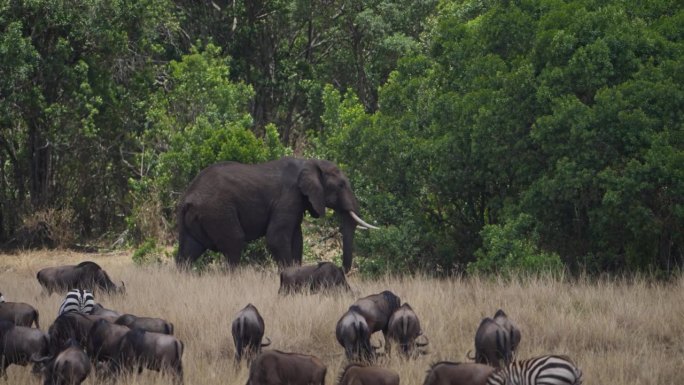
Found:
337,363 -> 400,385
387,303 -> 429,358
335,306 -> 375,362
232,303 -> 271,364
473,317 -> 513,368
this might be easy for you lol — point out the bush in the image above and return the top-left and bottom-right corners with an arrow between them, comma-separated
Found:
131,239 -> 166,265
467,214 -> 564,277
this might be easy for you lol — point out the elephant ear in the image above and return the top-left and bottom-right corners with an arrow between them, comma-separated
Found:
298,163 -> 325,218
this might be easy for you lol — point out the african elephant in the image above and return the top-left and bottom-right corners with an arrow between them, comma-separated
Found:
176,157 -> 378,272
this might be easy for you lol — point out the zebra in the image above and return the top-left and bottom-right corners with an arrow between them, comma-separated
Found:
57,288 -> 95,315
487,355 -> 583,385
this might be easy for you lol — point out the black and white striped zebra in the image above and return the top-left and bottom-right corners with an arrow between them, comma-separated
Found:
57,289 -> 95,315
487,355 -> 583,385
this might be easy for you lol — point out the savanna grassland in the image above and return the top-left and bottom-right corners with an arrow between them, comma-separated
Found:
1,251 -> 682,385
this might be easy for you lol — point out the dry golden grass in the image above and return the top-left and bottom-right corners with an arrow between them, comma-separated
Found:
1,250 -> 682,384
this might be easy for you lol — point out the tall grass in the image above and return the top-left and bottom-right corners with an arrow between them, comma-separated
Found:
1,250 -> 681,384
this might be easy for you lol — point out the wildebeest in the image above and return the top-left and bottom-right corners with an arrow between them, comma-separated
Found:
33,338 -> 91,385
246,350 -> 326,385
337,363 -> 400,385
472,317 -> 512,368
47,312 -> 107,356
0,297 -> 40,328
86,319 -> 130,365
115,328 -> 184,384
422,361 -> 495,385
350,290 -> 401,354
0,320 -> 49,378
387,303 -> 429,358
279,262 -> 351,294
492,309 -> 521,353
231,304 -> 271,363
115,314 -> 174,335
36,261 -> 125,295
335,306 -> 374,362
90,303 -> 121,322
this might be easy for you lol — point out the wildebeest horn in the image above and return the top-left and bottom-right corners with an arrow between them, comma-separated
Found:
350,211 -> 379,230
30,353 -> 53,363
466,349 -> 476,361
261,337 -> 272,347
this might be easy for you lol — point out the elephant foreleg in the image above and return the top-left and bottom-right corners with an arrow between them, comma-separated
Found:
291,226 -> 303,265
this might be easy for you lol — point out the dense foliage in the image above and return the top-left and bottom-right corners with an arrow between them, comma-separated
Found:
1,0 -> 682,276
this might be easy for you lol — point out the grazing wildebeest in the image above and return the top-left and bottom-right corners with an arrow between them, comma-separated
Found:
246,350 -> 326,385
86,319 -> 130,365
492,309 -> 521,353
279,262 -> 351,294
473,317 -> 512,368
335,306 -> 374,362
422,362 -> 495,385
231,304 -> 271,363
115,328 -> 184,384
0,320 -> 49,378
387,303 -> 429,358
337,363 -> 400,385
351,290 -> 401,354
33,338 -> 91,385
36,261 -> 125,295
0,297 -> 40,328
114,314 -> 174,335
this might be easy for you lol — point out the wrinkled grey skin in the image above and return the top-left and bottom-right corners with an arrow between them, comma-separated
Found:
232,304 -> 271,364
36,261 -> 125,295
90,303 -> 121,322
0,320 -> 49,378
33,339 -> 91,385
422,362 -> 495,385
115,328 -> 184,385
0,299 -> 40,328
86,319 -> 130,365
492,309 -> 521,353
177,157 -> 376,273
387,303 -> 428,358
473,317 -> 512,368
279,262 -> 352,294
114,314 -> 174,335
351,291 -> 401,355
337,363 -> 400,385
246,350 -> 326,385
335,306 -> 374,362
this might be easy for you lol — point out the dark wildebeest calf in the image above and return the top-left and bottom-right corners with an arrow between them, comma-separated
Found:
231,304 -> 271,364
337,363 -> 400,385
279,262 -> 351,294
115,328 -> 184,384
36,261 -> 125,296
0,295 -> 40,328
246,350 -> 326,385
422,361 -> 495,385
336,306 -> 374,362
350,290 -> 401,355
0,320 -> 49,378
33,338 -> 91,385
387,303 -> 429,358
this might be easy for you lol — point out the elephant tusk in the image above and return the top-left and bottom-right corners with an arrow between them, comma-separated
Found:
350,211 -> 379,230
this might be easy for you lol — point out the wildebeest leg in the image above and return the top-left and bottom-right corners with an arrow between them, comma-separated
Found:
383,331 -> 392,357
1,357 -> 8,380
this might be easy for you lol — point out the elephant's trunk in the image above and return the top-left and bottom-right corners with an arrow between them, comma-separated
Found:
341,213 -> 357,273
